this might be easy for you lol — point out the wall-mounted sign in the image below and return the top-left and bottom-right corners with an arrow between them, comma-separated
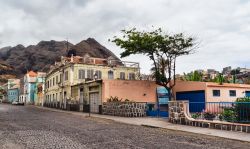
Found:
156,87 -> 169,104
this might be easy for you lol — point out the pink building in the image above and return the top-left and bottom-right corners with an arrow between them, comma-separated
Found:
101,79 -> 158,103
173,81 -> 250,102
172,81 -> 250,113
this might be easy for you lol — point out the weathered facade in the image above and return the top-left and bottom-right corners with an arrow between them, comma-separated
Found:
70,79 -> 159,113
45,55 -> 140,109
7,79 -> 20,102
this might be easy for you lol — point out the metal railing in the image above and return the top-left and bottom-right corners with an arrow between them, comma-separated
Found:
189,102 -> 250,123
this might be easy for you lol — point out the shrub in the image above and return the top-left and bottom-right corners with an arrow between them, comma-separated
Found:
203,112 -> 216,120
192,113 -> 201,119
106,96 -> 130,102
220,107 -> 236,122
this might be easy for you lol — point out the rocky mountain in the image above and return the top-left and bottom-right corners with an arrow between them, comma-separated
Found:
0,61 -> 16,84
0,38 -> 120,81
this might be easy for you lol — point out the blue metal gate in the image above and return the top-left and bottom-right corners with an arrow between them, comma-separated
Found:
176,90 -> 205,112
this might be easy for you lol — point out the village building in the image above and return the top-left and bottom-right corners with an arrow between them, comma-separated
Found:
22,71 -> 46,104
172,81 -> 250,112
45,54 -> 140,110
7,79 -> 20,102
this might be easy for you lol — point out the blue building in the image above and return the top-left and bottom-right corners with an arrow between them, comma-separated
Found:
8,88 -> 19,102
7,79 -> 20,103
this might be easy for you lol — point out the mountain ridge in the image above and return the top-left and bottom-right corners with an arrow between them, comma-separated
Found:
0,38 -> 120,83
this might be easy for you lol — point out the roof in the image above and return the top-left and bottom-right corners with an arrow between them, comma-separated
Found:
175,81 -> 250,89
27,71 -> 37,77
206,82 -> 250,89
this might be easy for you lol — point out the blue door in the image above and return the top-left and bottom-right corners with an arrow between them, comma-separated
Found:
176,90 -> 205,112
245,91 -> 250,97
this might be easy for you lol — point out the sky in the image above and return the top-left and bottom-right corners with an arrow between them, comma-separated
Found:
0,0 -> 249,74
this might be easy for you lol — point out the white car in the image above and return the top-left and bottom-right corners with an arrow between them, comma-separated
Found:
12,101 -> 24,105
12,101 -> 18,105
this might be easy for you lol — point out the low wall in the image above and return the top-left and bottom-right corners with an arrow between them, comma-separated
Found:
102,102 -> 146,117
169,101 -> 250,133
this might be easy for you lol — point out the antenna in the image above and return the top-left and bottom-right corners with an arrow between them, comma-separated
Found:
66,37 -> 69,52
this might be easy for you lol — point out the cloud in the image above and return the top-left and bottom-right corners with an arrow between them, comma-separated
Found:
0,0 -> 249,74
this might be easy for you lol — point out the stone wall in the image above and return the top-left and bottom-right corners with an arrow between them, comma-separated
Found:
102,102 -> 146,117
169,100 -> 250,133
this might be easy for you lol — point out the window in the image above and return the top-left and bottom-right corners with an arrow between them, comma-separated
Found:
60,73 -> 63,83
87,69 -> 94,79
53,77 -> 55,86
95,70 -> 102,79
120,72 -> 125,80
64,71 -> 69,81
213,90 -> 220,97
229,90 -> 236,97
129,73 -> 135,80
78,69 -> 85,79
108,70 -> 114,79
56,76 -> 58,84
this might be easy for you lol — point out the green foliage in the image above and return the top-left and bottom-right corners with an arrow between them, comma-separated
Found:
221,108 -> 237,122
111,27 -> 196,94
213,73 -> 224,85
192,113 -> 201,119
184,71 -> 203,81
236,97 -> 250,102
106,96 -> 130,102
203,112 -> 216,120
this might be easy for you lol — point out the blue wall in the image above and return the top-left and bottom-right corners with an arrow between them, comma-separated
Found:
8,89 -> 19,102
29,83 -> 36,103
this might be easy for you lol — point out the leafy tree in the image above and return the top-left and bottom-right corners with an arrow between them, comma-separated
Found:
184,71 -> 203,81
111,28 -> 196,100
214,73 -> 224,85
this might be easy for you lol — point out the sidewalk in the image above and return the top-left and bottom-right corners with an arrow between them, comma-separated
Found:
34,106 -> 250,142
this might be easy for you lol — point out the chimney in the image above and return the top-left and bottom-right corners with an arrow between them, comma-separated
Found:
71,54 -> 74,62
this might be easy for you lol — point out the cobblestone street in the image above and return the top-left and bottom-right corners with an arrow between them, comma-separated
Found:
0,104 -> 249,149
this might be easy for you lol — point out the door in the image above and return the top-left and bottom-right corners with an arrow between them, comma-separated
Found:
89,92 -> 99,113
176,90 -> 205,112
245,91 -> 250,97
79,88 -> 84,111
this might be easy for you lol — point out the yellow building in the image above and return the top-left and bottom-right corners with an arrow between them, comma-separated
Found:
45,55 -> 140,109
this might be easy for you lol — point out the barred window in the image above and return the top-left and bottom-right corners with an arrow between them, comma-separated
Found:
108,70 -> 114,79
95,70 -> 102,79
129,73 -> 135,80
64,71 -> 69,81
78,69 -> 85,79
56,76 -> 58,84
120,72 -> 125,80
87,69 -> 94,79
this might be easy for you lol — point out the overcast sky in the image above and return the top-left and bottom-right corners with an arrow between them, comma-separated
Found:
0,0 -> 249,74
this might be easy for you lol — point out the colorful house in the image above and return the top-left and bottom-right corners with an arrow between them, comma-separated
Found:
24,71 -> 38,104
172,81 -> 250,112
35,72 -> 46,106
23,71 -> 46,104
7,79 -> 20,102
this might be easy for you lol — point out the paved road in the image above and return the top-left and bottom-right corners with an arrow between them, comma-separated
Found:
0,104 -> 249,149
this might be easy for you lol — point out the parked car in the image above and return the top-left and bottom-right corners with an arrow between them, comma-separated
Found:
12,101 -> 24,106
